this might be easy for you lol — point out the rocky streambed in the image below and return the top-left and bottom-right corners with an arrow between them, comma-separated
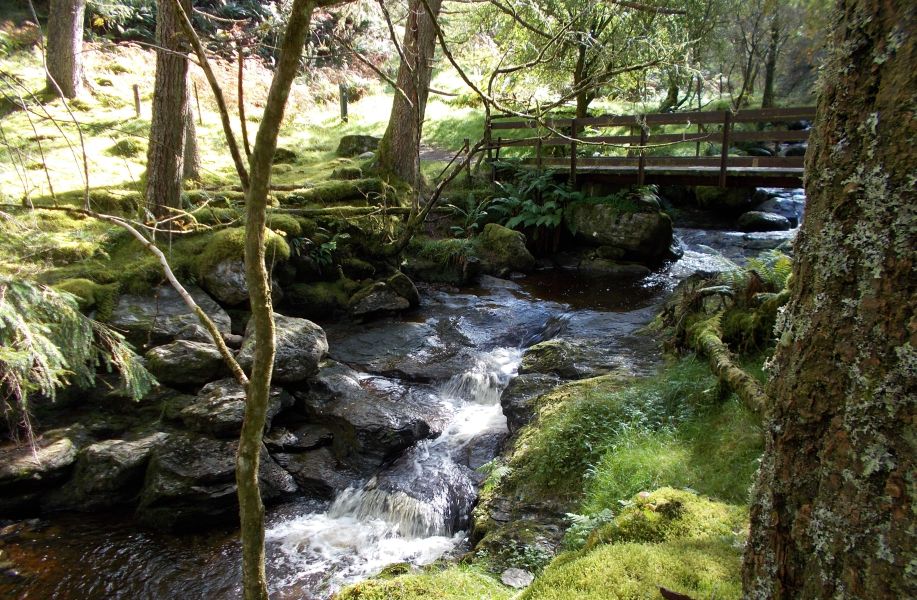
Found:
0,187 -> 803,599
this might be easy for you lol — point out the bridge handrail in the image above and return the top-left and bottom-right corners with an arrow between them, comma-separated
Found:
484,106 -> 816,187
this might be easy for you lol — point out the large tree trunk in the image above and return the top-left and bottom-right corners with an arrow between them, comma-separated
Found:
145,0 -> 191,218
760,14 -> 781,109
743,2 -> 916,599
376,0 -> 444,187
46,0 -> 85,98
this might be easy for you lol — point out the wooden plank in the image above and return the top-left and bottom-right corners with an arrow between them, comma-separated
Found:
534,156 -> 805,168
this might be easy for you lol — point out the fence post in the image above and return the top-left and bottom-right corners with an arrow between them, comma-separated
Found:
569,118 -> 578,186
485,117 -> 494,183
339,83 -> 348,123
536,136 -> 543,173
463,138 -> 471,183
719,110 -> 733,188
133,84 -> 141,118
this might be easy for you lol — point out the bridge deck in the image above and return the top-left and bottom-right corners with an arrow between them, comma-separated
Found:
523,164 -> 805,187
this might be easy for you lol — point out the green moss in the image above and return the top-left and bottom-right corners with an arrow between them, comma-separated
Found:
522,538 -> 742,600
410,236 -> 474,268
106,138 -> 144,158
585,488 -> 747,549
265,213 -> 302,237
284,280 -> 355,319
336,565 -> 511,600
473,223 -> 534,272
330,165 -> 364,180
281,178 -> 385,205
341,257 -> 376,279
197,227 -> 290,278
189,206 -> 242,226
52,278 -> 120,321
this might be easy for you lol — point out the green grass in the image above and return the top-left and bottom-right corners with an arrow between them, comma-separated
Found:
507,358 -> 720,502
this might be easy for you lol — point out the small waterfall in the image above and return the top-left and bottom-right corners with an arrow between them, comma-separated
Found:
265,347 -> 521,595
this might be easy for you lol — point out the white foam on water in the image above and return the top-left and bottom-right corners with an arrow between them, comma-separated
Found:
264,347 -> 522,597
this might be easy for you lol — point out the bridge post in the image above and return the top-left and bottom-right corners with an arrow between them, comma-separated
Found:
719,110 -> 733,188
485,116 -> 493,183
536,137 -> 543,172
570,118 -> 578,186
638,125 -> 648,186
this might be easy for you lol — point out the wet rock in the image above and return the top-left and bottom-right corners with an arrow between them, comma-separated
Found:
238,313 -> 328,384
295,361 -> 450,472
755,194 -> 805,227
108,285 -> 231,347
565,205 -> 673,262
780,143 -> 807,157
43,432 -> 168,511
403,254 -> 481,286
349,272 -> 420,317
452,429 -> 508,471
501,568 -> 535,589
273,448 -> 358,499
178,378 -> 293,438
145,340 -> 227,386
327,319 -> 473,381
743,230 -> 797,251
336,135 -> 380,157
738,211 -> 792,232
519,339 -> 615,380
576,258 -> 652,278
200,259 -> 284,307
500,373 -> 561,434
332,448 -> 477,537
137,434 -> 296,530
264,424 -> 333,452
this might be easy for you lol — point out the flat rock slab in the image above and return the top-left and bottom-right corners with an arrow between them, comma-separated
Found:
109,285 -> 230,347
238,313 -> 328,384
145,340 -> 228,386
501,568 -> 535,589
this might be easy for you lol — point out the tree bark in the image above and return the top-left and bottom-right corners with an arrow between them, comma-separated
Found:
743,1 -> 916,598
46,0 -> 85,98
376,0 -> 444,187
146,0 -> 191,218
183,85 -> 200,181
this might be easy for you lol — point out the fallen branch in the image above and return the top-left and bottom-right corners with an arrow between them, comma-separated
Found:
686,312 -> 766,414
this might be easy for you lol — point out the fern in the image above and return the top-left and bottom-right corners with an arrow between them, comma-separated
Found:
0,278 -> 155,440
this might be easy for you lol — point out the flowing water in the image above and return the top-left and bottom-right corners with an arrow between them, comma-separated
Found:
0,196 -> 801,598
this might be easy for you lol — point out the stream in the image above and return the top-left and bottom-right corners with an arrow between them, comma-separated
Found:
0,190 -> 800,599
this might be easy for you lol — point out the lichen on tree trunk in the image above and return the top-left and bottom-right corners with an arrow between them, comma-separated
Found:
742,1 -> 916,598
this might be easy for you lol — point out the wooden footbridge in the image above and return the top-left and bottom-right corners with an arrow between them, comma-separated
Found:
485,106 -> 816,188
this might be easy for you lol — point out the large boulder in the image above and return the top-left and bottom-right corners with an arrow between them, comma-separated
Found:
238,313 -> 328,384
145,340 -> 227,386
738,210 -> 792,232
43,432 -> 168,511
294,360 -> 451,472
264,424 -> 333,453
200,259 -> 284,307
137,433 -> 296,530
336,135 -> 380,157
693,187 -> 756,211
108,285 -> 231,347
474,224 -> 535,275
564,205 -> 673,262
178,378 -> 293,438
519,339 -> 618,380
0,429 -> 86,516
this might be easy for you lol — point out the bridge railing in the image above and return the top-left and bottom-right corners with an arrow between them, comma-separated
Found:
484,106 -> 816,187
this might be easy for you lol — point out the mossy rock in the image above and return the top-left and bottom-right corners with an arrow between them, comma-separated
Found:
197,227 -> 290,279
330,165 -> 363,180
337,566 -> 512,600
272,147 -> 298,164
584,488 -> 747,550
340,257 -> 376,279
284,280 -> 356,320
53,278 -> 120,321
522,537 -> 742,600
693,186 -> 755,211
473,223 -> 535,275
265,214 -> 302,237
281,178 -> 385,206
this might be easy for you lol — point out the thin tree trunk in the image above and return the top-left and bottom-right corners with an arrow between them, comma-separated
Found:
238,2 -> 319,597
46,0 -> 85,98
760,14 -> 780,108
183,85 -> 200,181
376,0 -> 444,187
146,0 -> 190,218
743,1 -> 916,598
